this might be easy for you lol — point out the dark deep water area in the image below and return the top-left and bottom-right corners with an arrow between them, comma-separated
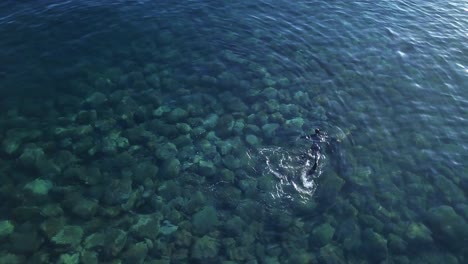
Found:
0,0 -> 467,263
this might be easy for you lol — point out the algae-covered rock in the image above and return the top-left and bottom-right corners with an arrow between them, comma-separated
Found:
316,172 -> 345,203
12,206 -> 42,222
287,251 -> 315,264
359,214 -> 384,232
85,92 -> 107,108
196,160 -> 216,178
153,105 -> 171,117
238,178 -> 258,197
84,228 -> 127,257
51,225 -> 83,247
222,155 -> 241,170
175,229 -> 193,248
334,198 -> 358,217
10,229 -> 43,254
350,166 -> 373,187
57,253 -> 79,264
335,218 -> 361,251
260,87 -> 278,99
245,124 -> 260,135
122,241 -> 148,264
388,233 -> 407,253
0,220 -> 14,240
192,206 -> 219,235
434,175 -> 465,204
227,246 -> 251,261
103,177 -> 133,205
236,200 -> 264,222
425,205 -> 468,248
160,158 -> 181,179
257,175 -> 275,193
101,132 -> 129,154
363,228 -> 388,261
18,146 -> 45,168
318,244 -> 344,264
224,216 -> 245,236
1,136 -> 22,156
23,178 -> 53,198
40,217 -> 65,240
156,142 -> 178,160
219,169 -> 235,184
405,222 -> 433,245
146,73 -> 161,88
160,220 -> 178,236
245,134 -> 260,147
167,108 -> 189,123
71,197 -> 98,219
0,253 -> 25,264
191,235 -> 219,260
80,251 -> 98,264
232,119 -> 245,136
133,162 -> 159,183
264,256 -> 281,264
222,95 -> 248,112
54,125 -> 93,139
77,166 -> 102,186
412,251 -> 459,264
76,110 -> 97,125
176,122 -> 192,134
130,213 -> 161,240
94,119 -> 116,133
311,223 -> 335,247
269,209 -> 292,230
261,123 -> 280,138
1,129 -> 38,156
285,117 -> 304,128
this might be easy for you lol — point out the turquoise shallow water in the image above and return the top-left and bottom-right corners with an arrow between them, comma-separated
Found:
0,0 -> 467,263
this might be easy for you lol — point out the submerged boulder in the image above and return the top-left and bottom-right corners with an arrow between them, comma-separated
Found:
10,229 -> 44,254
167,108 -> 189,123
71,197 -> 99,219
84,228 -> 127,257
311,223 -> 335,247
0,220 -> 14,240
192,206 -> 219,235
425,205 -> 468,249
191,235 -> 219,260
130,213 -> 162,240
84,92 -> 107,108
261,123 -> 280,138
362,229 -> 388,262
51,225 -> 83,248
159,158 -> 181,179
23,178 -> 53,198
155,142 -> 178,160
122,241 -> 148,264
405,222 -> 433,245
318,244 -> 344,264
57,253 -> 79,264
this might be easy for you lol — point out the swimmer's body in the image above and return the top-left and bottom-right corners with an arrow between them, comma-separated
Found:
301,128 -> 325,176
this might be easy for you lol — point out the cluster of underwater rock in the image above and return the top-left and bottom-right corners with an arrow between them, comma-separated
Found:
0,67 -> 325,264
0,36 -> 467,263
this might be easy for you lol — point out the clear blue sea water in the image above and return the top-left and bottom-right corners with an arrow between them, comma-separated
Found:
0,0 -> 467,263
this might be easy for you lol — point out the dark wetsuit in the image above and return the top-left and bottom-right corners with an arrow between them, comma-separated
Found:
301,129 -> 324,176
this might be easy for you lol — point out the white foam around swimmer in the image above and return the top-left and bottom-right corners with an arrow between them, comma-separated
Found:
258,146 -> 326,201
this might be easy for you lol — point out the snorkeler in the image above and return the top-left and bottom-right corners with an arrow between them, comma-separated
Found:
301,128 -> 324,176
